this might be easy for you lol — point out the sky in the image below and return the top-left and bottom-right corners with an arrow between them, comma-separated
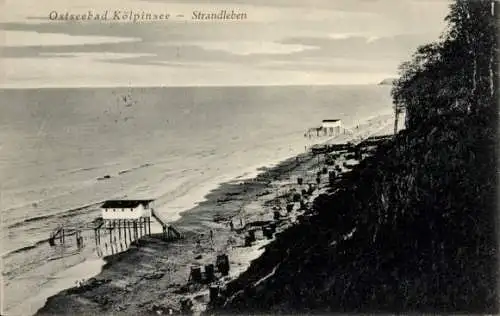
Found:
0,0 -> 452,88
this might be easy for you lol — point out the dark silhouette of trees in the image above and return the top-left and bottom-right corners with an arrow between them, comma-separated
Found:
392,0 -> 497,128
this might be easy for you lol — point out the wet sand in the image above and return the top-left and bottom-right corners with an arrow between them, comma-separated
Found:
36,115 -> 393,316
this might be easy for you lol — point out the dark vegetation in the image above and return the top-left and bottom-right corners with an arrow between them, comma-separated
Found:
210,1 -> 498,313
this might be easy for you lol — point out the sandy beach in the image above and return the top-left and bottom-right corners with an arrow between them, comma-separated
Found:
35,113 -> 394,316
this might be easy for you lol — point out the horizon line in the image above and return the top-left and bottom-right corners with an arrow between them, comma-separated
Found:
0,81 -> 395,90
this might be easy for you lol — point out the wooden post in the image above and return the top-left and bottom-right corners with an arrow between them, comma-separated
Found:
128,220 -> 134,243
109,224 -> 113,245
124,220 -> 127,242
76,231 -> 82,248
139,218 -> 143,237
137,219 -> 140,238
148,217 -> 151,236
118,220 -> 122,240
134,221 -> 138,241
128,221 -> 132,243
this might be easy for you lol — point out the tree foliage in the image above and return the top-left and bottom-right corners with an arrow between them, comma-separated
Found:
392,0 -> 497,128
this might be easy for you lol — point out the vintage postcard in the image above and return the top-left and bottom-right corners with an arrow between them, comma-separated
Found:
0,0 -> 498,315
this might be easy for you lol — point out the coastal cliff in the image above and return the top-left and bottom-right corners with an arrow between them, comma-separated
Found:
210,114 -> 497,314
210,1 -> 498,314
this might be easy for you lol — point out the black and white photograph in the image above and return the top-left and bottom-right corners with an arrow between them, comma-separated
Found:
0,0 -> 498,315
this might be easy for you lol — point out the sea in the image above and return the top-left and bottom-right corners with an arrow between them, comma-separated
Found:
0,84 -> 393,315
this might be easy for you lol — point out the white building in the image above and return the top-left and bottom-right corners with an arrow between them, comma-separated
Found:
321,119 -> 342,136
101,199 -> 154,220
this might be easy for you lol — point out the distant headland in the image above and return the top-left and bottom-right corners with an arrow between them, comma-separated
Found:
378,78 -> 397,86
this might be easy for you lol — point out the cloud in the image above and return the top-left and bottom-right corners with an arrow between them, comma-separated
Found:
329,33 -> 365,40
39,52 -> 157,59
258,57 -> 396,74
0,0 -> 450,87
280,32 -> 441,60
366,36 -> 380,43
160,41 -> 319,56
2,30 -> 141,47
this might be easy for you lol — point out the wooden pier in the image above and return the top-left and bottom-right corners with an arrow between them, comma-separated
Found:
151,208 -> 182,240
49,199 -> 182,255
305,119 -> 347,138
49,226 -> 78,246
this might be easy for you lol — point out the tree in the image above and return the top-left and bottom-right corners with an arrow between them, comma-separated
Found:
444,0 -> 497,112
392,0 -> 497,128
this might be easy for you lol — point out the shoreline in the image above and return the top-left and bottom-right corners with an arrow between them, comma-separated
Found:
34,114 -> 394,316
35,153 -> 316,315
3,135 -> 327,316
